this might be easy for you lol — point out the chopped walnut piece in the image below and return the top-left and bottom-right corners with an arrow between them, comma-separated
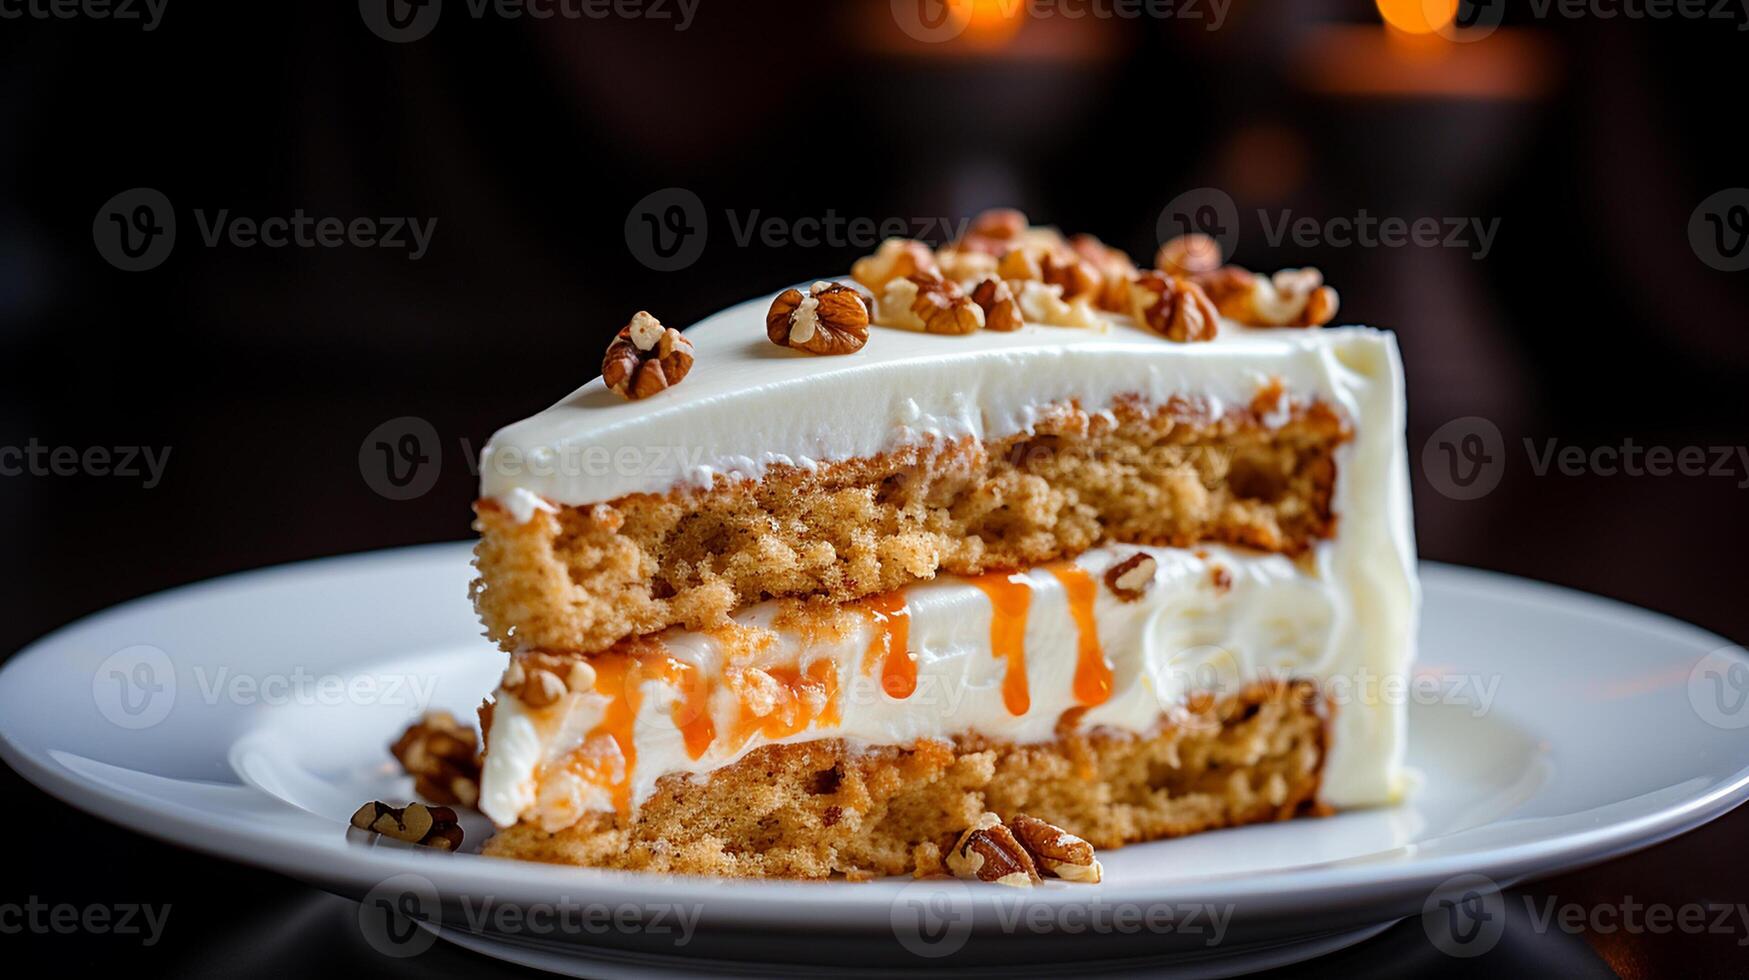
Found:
1192,266 -> 1338,327
1103,553 -> 1157,601
1011,279 -> 1099,328
500,652 -> 577,708
601,311 -> 694,400
970,207 -> 1028,240
1042,251 -> 1101,303
955,207 -> 1029,255
1070,233 -> 1140,312
1009,814 -> 1103,883
935,245 -> 1000,285
970,277 -> 1023,332
767,281 -> 871,355
349,801 -> 465,851
997,242 -> 1102,305
390,710 -> 481,808
880,274 -> 985,334
946,813 -> 1040,887
851,238 -> 939,291
1156,233 -> 1223,278
997,245 -> 1043,283
1129,271 -> 1219,342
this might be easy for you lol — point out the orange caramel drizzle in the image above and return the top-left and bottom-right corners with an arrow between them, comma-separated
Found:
561,652 -> 644,818
862,590 -> 916,699
727,659 -> 841,750
646,655 -> 715,760
557,642 -> 851,814
970,571 -> 1033,716
1047,563 -> 1114,707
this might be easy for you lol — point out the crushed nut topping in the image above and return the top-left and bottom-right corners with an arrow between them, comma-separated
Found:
602,311 -> 694,400
851,237 -> 940,291
1011,279 -> 1099,328
970,276 -> 1023,332
880,273 -> 985,335
1070,233 -> 1140,311
1191,265 -> 1338,327
956,207 -> 1030,255
934,245 -> 1000,285
1103,552 -> 1157,601
500,651 -> 582,708
1129,270 -> 1219,342
946,812 -> 1041,887
1009,814 -> 1103,883
349,801 -> 464,851
1042,251 -> 1101,303
767,281 -> 871,355
1156,233 -> 1223,278
390,710 -> 481,808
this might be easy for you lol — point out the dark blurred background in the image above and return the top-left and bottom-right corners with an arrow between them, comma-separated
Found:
2,0 -> 1746,974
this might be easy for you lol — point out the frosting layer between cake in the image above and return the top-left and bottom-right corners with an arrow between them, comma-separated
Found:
480,541 -> 1406,832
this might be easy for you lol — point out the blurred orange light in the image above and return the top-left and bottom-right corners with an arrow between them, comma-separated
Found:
1376,0 -> 1457,34
959,0 -> 1026,48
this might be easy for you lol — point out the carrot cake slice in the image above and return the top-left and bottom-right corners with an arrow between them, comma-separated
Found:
464,212 -> 1418,880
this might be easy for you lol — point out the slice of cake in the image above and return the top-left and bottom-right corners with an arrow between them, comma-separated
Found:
465,211 -> 1418,880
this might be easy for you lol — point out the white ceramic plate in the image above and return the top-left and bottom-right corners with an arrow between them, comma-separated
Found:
3,544 -> 1747,976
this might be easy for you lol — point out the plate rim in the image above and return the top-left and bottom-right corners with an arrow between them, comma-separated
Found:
3,544 -> 1747,930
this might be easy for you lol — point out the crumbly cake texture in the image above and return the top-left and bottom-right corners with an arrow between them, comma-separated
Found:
481,679 -> 1330,878
473,395 -> 1348,656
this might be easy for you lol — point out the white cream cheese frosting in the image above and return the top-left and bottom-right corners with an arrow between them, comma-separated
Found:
476,291 -> 1419,827
480,541 -> 1406,831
